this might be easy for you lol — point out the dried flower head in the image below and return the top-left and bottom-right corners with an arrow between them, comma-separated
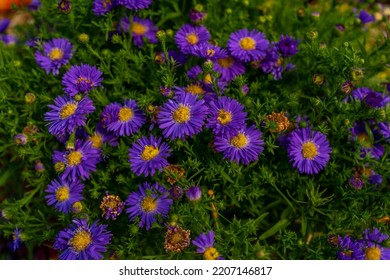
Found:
164,225 -> 191,253
164,164 -> 185,185
100,193 -> 125,220
265,112 -> 291,133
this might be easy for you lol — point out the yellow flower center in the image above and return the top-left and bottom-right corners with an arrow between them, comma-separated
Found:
55,186 -> 70,202
173,105 -> 191,123
301,141 -> 318,159
49,48 -> 64,60
357,133 -> 373,148
186,33 -> 199,45
103,0 -> 111,9
141,145 -> 160,161
203,247 -> 220,260
207,49 -> 215,57
67,151 -> 83,166
365,247 -> 381,260
77,77 -> 93,86
217,109 -> 233,125
118,107 -> 134,122
89,134 -> 103,149
60,103 -> 77,119
217,57 -> 234,68
239,37 -> 256,50
185,84 -> 205,95
132,22 -> 147,36
231,133 -> 248,149
171,232 -> 183,244
70,230 -> 92,252
141,196 -> 157,212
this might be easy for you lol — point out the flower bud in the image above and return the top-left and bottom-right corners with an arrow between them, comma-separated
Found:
78,33 -> 89,44
312,74 -> 325,85
25,93 -> 36,104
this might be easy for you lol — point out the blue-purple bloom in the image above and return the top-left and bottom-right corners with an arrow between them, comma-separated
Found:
158,92 -> 208,140
0,19 -> 10,34
121,16 -> 158,48
117,0 -> 151,10
206,96 -> 247,136
349,175 -> 364,190
350,122 -> 384,160
192,230 -> 224,260
378,122 -> 390,142
227,29 -> 269,63
93,0 -> 116,15
62,64 -> 103,96
287,128 -> 331,175
53,218 -> 112,260
44,95 -> 95,137
52,140 -> 101,181
0,34 -> 16,45
106,99 -> 146,136
128,134 -> 171,177
14,134 -> 27,145
100,192 -> 125,220
175,24 -> 211,55
212,49 -> 246,82
189,8 -> 207,23
35,38 -> 73,75
45,177 -> 84,213
358,10 -> 375,24
275,35 -> 300,58
214,125 -> 264,165
186,186 -> 202,202
125,182 -> 173,230
12,227 -> 23,252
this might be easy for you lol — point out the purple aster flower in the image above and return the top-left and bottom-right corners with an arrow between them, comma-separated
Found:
12,227 -> 23,252
44,95 -> 95,137
89,124 -> 119,148
287,128 -> 332,175
189,8 -> 207,23
359,10 -> 375,24
350,122 -> 384,160
117,0 -> 151,10
34,160 -> 45,172
173,83 -> 207,97
192,230 -> 224,260
275,35 -> 300,58
349,175 -> 364,189
154,50 -> 188,66
58,0 -> 71,13
192,42 -> 225,60
378,122 -> 390,142
227,29 -> 269,63
255,46 -> 285,80
128,134 -> 171,177
125,182 -> 173,230
364,228 -> 388,243
0,19 -> 10,34
187,65 -> 203,80
53,218 -> 112,260
35,38 -> 73,75
45,177 -> 84,213
93,0 -> 116,15
212,49 -> 246,82
170,185 -> 183,200
186,186 -> 202,202
214,125 -> 264,165
175,24 -> 211,55
362,91 -> 390,109
369,173 -> 383,186
14,134 -> 27,145
341,81 -> 354,94
52,140 -> 101,181
28,0 -> 41,11
0,34 -> 16,45
158,92 -> 208,140
106,99 -> 146,136
121,16 -> 158,48
206,96 -> 247,136
62,64 -> 103,96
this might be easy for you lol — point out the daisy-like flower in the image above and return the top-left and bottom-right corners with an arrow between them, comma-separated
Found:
14,134 -> 27,145
106,99 -> 146,136
44,95 -> 95,137
121,16 -> 158,48
125,182 -> 173,230
214,125 -> 264,165
52,140 -> 101,181
158,92 -> 208,140
186,186 -> 202,202
287,128 -> 331,175
12,227 -> 23,252
275,35 -> 300,58
128,134 -> 171,177
227,29 -> 269,63
173,83 -> 207,97
117,0 -> 151,10
35,38 -> 73,75
175,24 -> 211,55
93,0 -> 116,16
62,64 -> 103,96
53,218 -> 112,260
350,122 -> 384,160
206,96 -> 247,136
358,10 -> 375,24
192,230 -> 224,260
45,177 -> 84,213
164,225 -> 191,253
212,49 -> 245,82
